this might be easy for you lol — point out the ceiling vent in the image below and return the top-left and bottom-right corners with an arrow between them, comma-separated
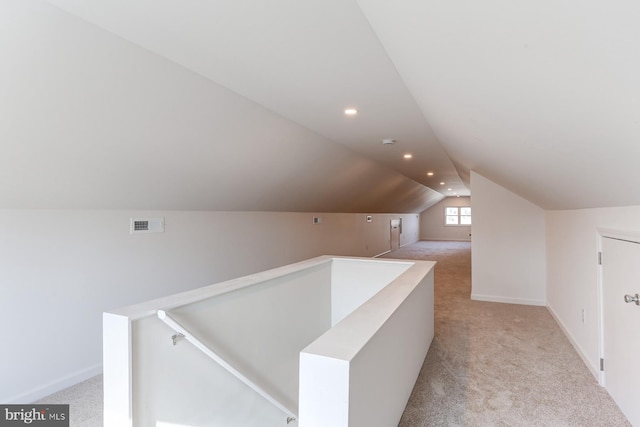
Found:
382,138 -> 396,145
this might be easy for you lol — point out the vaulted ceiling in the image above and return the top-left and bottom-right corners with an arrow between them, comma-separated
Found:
3,0 -> 639,212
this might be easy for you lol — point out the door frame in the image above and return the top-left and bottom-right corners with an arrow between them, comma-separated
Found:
597,227 -> 640,387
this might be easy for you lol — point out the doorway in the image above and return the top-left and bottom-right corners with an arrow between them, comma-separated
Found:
390,219 -> 401,251
600,235 -> 640,426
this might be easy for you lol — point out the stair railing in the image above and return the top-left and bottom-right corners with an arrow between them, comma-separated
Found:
157,310 -> 297,424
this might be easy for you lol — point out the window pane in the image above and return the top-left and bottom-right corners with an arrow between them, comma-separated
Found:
446,215 -> 459,225
461,216 -> 472,225
460,207 -> 471,216
445,207 -> 459,216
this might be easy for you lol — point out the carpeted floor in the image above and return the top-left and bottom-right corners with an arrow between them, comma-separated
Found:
33,374 -> 103,427
383,240 -> 630,427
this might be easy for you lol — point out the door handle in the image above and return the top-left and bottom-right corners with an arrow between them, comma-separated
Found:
624,293 -> 640,305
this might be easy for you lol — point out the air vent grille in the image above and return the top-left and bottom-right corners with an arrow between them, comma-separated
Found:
134,220 -> 149,231
130,217 -> 165,234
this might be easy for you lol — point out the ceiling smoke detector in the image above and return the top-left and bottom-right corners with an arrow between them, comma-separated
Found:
382,138 -> 396,145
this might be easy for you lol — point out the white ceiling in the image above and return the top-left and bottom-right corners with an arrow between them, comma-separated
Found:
43,0 -> 467,197
357,0 -> 640,209
6,0 -> 640,211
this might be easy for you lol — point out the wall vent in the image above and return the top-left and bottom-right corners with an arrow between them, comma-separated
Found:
130,217 -> 165,234
134,220 -> 149,231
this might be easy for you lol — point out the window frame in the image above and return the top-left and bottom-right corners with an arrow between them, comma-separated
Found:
444,205 -> 471,226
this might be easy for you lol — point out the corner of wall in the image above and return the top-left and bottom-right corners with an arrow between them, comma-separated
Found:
470,172 -> 546,305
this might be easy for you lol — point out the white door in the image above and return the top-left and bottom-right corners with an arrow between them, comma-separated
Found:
390,219 -> 400,251
602,236 -> 640,426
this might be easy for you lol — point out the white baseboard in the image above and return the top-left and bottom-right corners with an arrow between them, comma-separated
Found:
373,250 -> 391,258
470,293 -> 545,306
400,238 -> 420,248
373,238 -> 423,258
546,304 -> 599,381
419,237 -> 471,242
5,364 -> 102,404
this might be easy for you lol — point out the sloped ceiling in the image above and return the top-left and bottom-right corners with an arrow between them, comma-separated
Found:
0,0 -> 446,212
356,0 -> 640,210
5,0 -> 639,212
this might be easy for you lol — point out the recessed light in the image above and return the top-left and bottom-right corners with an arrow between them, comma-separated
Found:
403,153 -> 413,159
447,188 -> 452,191
440,182 -> 445,185
427,172 -> 434,176
344,108 -> 358,116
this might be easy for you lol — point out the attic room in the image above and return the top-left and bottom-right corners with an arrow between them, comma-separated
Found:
2,0 -> 640,425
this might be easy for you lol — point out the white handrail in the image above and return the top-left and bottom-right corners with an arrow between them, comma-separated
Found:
156,310 -> 297,423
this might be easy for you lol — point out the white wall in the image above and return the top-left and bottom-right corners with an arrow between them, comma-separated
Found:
122,260 -> 333,427
363,213 -> 420,256
546,205 -> 640,377
419,196 -> 471,241
470,171 -> 546,305
299,261 -> 435,427
330,258 -> 412,326
0,209 -> 420,403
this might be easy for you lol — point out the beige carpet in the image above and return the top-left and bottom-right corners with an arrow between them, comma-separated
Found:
383,241 -> 630,427
33,374 -> 102,427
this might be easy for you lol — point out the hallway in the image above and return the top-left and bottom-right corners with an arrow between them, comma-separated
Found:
383,241 -> 628,426
35,241 -> 629,426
